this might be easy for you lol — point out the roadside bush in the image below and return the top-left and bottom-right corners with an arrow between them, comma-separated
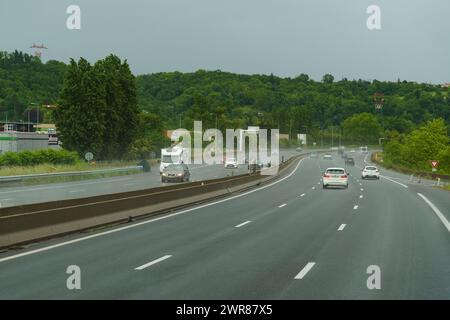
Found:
0,149 -> 80,167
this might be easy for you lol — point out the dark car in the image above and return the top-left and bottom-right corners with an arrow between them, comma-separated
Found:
345,157 -> 355,166
161,164 -> 190,183
248,162 -> 263,173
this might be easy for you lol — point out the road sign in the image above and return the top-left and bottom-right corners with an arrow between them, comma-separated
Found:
85,152 -> 94,162
430,160 -> 439,168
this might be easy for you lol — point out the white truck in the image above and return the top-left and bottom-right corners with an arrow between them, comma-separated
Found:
160,146 -> 187,174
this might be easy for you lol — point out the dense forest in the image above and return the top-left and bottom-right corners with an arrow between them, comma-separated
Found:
1,51 -> 449,169
136,70 -> 450,144
0,51 -> 66,122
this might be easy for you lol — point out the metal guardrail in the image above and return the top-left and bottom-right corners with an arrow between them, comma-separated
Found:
0,166 -> 144,182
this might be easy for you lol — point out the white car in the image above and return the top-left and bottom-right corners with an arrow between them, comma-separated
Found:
362,166 -> 380,179
323,154 -> 332,160
224,158 -> 238,169
323,168 -> 348,189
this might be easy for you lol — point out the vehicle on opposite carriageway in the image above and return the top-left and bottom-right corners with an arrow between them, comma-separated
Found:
161,163 -> 190,183
160,146 -> 187,174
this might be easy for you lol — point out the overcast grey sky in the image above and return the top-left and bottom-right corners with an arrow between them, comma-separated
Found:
1,0 -> 449,83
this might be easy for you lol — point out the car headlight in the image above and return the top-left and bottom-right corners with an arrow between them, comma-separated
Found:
177,173 -> 183,176
162,173 -> 167,176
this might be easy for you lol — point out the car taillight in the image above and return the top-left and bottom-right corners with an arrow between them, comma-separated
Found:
341,175 -> 347,178
323,174 -> 331,178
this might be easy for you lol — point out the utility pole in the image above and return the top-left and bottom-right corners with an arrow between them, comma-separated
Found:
331,126 -> 334,149
321,126 -> 324,148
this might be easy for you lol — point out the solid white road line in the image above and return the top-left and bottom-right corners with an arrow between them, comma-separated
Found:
353,205 -> 359,210
294,262 -> 316,280
235,220 -> 251,228
380,175 -> 408,188
278,204 -> 287,208
134,255 -> 172,270
417,193 -> 450,232
69,189 -> 85,194
0,177 -> 133,195
0,156 -> 307,263
338,224 -> 346,231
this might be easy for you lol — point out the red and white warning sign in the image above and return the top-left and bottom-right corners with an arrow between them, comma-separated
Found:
430,160 -> 439,168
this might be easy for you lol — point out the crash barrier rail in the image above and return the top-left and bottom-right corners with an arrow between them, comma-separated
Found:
0,155 -> 303,249
0,166 -> 144,182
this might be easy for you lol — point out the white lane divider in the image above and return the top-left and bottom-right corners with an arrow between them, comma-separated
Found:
294,262 -> 316,280
359,195 -> 363,199
300,193 -> 306,197
312,187 -> 316,190
279,204 -> 287,208
124,183 -> 135,187
360,188 -> 364,192
338,224 -> 346,231
353,205 -> 359,210
417,193 -> 450,232
380,175 -> 408,188
235,220 -> 251,228
134,255 -> 172,270
69,189 -> 85,194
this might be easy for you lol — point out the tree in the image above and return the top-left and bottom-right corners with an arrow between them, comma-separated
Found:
54,55 -> 139,159
54,58 -> 106,157
400,119 -> 449,169
94,55 -> 140,159
342,113 -> 382,144
322,74 -> 335,84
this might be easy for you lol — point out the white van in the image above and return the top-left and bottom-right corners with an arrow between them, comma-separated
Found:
160,146 -> 186,173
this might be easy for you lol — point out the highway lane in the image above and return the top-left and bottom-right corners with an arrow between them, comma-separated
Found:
0,149 -> 302,208
358,152 -> 450,224
281,153 -> 450,299
0,152 -> 448,299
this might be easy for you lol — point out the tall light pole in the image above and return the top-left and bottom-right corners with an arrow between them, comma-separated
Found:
331,126 -> 334,149
302,125 -> 308,149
